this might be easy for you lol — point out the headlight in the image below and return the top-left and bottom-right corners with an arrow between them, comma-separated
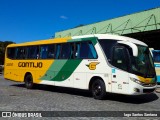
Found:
130,77 -> 144,85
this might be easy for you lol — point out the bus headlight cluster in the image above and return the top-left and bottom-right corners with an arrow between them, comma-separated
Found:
130,77 -> 144,85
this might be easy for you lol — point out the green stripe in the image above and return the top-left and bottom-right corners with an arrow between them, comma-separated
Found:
40,60 -> 67,80
52,60 -> 82,81
40,37 -> 97,81
40,59 -> 82,81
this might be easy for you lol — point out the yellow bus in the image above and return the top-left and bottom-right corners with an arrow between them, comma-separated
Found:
4,34 -> 156,100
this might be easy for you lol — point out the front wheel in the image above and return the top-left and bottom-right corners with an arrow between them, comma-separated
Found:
91,79 -> 106,100
24,74 -> 34,89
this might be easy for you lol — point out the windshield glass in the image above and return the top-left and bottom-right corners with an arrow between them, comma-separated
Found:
98,39 -> 156,77
131,45 -> 156,77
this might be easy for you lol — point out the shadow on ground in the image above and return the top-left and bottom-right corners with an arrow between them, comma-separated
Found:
11,83 -> 159,104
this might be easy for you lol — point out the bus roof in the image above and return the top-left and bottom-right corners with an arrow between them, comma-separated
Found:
7,34 -> 147,47
72,34 -> 147,46
7,37 -> 71,47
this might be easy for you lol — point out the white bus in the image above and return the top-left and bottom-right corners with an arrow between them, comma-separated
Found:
4,34 -> 157,100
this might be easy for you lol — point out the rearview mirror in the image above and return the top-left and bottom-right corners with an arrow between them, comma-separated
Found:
117,41 -> 138,57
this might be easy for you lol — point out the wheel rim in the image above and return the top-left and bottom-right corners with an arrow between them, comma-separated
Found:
93,83 -> 102,96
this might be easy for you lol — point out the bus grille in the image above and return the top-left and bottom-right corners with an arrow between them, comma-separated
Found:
142,83 -> 156,87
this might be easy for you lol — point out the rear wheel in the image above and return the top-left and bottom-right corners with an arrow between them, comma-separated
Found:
25,74 -> 34,89
91,79 -> 106,100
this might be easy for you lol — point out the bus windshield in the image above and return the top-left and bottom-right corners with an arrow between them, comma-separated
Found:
131,45 -> 156,77
98,39 -> 156,78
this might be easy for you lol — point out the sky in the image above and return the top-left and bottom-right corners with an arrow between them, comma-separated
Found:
0,0 -> 160,43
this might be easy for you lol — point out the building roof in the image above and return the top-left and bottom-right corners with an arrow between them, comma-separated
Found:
55,7 -> 160,38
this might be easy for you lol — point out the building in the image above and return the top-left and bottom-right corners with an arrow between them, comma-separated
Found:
55,7 -> 160,49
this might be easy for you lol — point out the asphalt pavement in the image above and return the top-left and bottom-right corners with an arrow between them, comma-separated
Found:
0,75 -> 160,119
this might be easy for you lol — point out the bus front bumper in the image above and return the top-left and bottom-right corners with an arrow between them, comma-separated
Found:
129,81 -> 157,95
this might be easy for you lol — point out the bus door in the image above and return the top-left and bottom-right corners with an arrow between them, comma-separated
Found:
111,46 -> 129,94
74,41 -> 98,89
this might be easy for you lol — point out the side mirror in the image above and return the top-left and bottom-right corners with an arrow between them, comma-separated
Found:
117,41 -> 138,57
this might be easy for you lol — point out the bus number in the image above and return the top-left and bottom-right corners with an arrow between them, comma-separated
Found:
6,63 -> 13,66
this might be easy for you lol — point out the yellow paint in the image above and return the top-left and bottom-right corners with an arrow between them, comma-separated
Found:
137,76 -> 152,83
7,37 -> 71,47
4,58 -> 54,83
4,37 -> 71,84
88,62 -> 99,70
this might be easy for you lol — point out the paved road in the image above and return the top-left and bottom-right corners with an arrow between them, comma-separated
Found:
0,75 -> 160,119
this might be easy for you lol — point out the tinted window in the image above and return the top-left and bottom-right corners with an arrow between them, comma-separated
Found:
6,42 -> 97,60
70,43 -> 74,59
75,43 -> 80,58
47,44 -> 55,58
59,43 -> 72,59
98,40 -> 117,63
40,45 -> 48,59
112,47 -> 128,71
55,44 -> 61,59
7,48 -> 16,59
16,47 -> 26,59
88,42 -> 97,58
40,45 -> 55,59
75,42 -> 97,59
26,46 -> 39,59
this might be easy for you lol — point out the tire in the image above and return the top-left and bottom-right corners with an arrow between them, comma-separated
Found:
25,74 -> 34,89
91,79 -> 106,100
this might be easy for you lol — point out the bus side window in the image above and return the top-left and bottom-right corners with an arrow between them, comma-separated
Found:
47,44 -> 55,58
112,47 -> 128,71
27,46 -> 39,59
16,47 -> 25,59
79,42 -> 89,59
59,43 -> 71,59
7,48 -> 16,59
16,47 -> 20,59
76,42 -> 97,59
40,45 -> 48,59
23,47 -> 28,59
23,47 -> 27,59
88,42 -> 97,58
15,48 -> 18,59
25,47 -> 29,59
55,44 -> 61,59
75,43 -> 80,58
70,43 -> 74,59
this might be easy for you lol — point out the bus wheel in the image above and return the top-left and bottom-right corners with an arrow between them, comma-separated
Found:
91,79 -> 106,100
25,74 -> 34,89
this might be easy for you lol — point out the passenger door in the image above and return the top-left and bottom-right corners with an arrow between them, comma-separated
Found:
73,41 -> 98,89
111,46 -> 129,94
